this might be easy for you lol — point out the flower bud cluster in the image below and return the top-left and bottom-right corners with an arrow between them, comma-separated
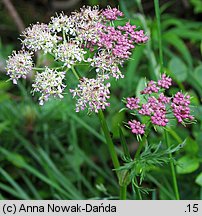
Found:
171,92 -> 194,123
126,74 -> 194,135
102,7 -> 123,20
128,120 -> 145,135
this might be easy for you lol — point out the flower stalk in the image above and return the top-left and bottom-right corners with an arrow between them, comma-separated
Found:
98,110 -> 127,200
71,66 -> 127,199
164,130 -> 180,200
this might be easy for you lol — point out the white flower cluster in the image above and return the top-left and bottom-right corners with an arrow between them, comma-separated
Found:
32,67 -> 66,105
89,50 -> 124,79
70,77 -> 110,113
6,50 -> 33,84
21,23 -> 58,53
49,13 -> 76,36
54,42 -> 86,68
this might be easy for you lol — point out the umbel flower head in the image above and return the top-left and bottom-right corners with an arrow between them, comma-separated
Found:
5,5 -> 148,111
6,50 -> 33,84
53,42 -> 86,68
32,67 -> 66,105
70,77 -> 110,113
125,74 -> 194,136
21,23 -> 58,53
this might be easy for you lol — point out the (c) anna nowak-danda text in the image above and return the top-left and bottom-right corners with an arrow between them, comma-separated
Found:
16,203 -> 117,213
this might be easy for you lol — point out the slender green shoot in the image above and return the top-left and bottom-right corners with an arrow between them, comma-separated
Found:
98,110 -> 127,200
164,130 -> 180,200
154,0 -> 164,73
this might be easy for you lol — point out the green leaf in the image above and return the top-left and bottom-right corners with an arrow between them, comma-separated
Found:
136,77 -> 146,97
0,147 -> 27,168
167,28 -> 202,41
177,156 -> 199,174
194,65 -> 202,83
163,33 -> 192,67
195,172 -> 202,186
190,0 -> 202,14
168,57 -> 188,82
184,137 -> 199,156
125,45 -> 144,94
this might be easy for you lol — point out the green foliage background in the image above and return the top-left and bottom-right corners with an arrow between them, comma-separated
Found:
0,0 -> 202,199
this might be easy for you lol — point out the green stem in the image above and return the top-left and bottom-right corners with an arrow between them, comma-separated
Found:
134,137 -> 145,159
98,110 -> 120,170
71,67 -> 80,80
154,0 -> 164,73
164,130 -> 180,200
63,30 -> 67,43
132,137 -> 145,200
154,0 -> 180,200
98,110 -> 127,200
33,67 -> 45,71
120,186 -> 127,200
33,66 -> 64,71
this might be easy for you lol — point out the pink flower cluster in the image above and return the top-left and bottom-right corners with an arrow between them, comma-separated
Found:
86,15 -> 148,79
158,74 -> 172,89
128,120 -> 145,135
102,8 -> 123,20
126,97 -> 140,109
141,80 -> 159,94
95,22 -> 148,60
141,74 -> 172,95
171,92 -> 194,123
118,23 -> 148,43
126,74 -> 194,135
138,96 -> 169,126
97,25 -> 135,59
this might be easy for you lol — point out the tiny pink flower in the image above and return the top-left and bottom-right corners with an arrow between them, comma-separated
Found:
141,80 -> 160,95
158,74 -> 172,89
102,8 -> 123,20
138,103 -> 152,116
151,110 -> 168,126
128,120 -> 145,135
171,92 -> 193,123
158,93 -> 170,104
126,97 -> 140,110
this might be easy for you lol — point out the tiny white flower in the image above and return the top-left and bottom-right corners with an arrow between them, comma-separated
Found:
53,42 -> 86,67
21,23 -> 58,53
6,50 -> 33,84
70,77 -> 110,113
32,67 -> 66,105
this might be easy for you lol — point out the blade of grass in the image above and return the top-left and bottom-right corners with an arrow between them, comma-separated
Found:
0,168 -> 30,199
70,113 -> 105,143
37,147 -> 84,199
154,0 -> 164,73
21,173 -> 42,199
0,182 -> 25,199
